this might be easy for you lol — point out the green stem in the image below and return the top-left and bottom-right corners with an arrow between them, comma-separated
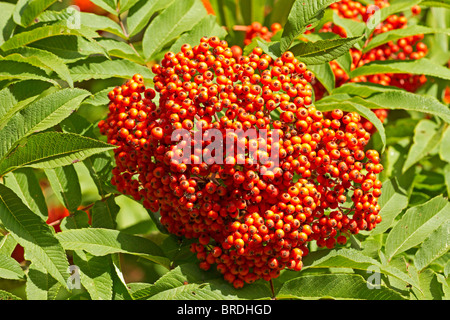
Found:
116,8 -> 140,58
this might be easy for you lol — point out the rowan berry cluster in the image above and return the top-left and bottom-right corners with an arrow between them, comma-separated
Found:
307,0 -> 427,133
313,0 -> 428,99
99,37 -> 383,289
242,22 -> 282,46
235,0 -> 428,112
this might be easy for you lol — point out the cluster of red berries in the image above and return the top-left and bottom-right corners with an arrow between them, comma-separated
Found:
313,0 -> 427,98
305,0 -> 427,133
242,22 -> 283,46
99,37 -> 383,288
319,0 -> 369,38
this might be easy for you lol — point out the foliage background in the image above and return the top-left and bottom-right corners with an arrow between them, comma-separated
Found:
0,0 -> 449,300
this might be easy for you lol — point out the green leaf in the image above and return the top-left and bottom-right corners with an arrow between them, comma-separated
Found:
55,228 -> 170,268
110,253 -> 133,300
30,35 -> 107,62
68,56 -> 153,82
440,126 -> 450,163
309,63 -> 335,94
383,141 -> 417,181
421,0 -> 450,9
59,111 -> 117,198
0,252 -> 25,280
0,88 -> 17,120
239,0 -> 265,26
435,273 -> 449,300
131,263 -> 271,300
59,107 -> 97,137
90,195 -> 119,229
255,38 -> 281,59
45,165 -> 82,213
126,0 -> 173,38
402,119 -> 444,173
0,183 -> 69,287
118,0 -> 141,13
269,0 -> 295,26
169,15 -> 227,54
445,164 -> 450,197
146,208 -> 167,234
290,36 -> 363,65
0,59 -> 58,86
380,0 -> 422,18
143,283 -> 210,300
83,153 -> 116,199
96,39 -> 144,64
414,220 -> 450,272
159,236 -> 195,263
242,36 -> 261,56
61,209 -> 90,230
38,9 -> 125,39
134,264 -> 212,300
350,58 -> 450,82
444,257 -> 450,278
0,24 -> 99,52
0,234 -> 19,257
3,47 -> 73,87
3,168 -> 48,220
302,248 -> 419,289
370,177 -> 409,236
413,171 -> 446,194
80,86 -> 116,108
276,273 -> 406,300
366,91 -> 450,124
0,2 -> 15,46
73,250 -> 113,300
364,25 -> 450,53
0,289 -> 21,300
119,0 -> 139,13
13,0 -> 57,27
2,82 -> 57,125
78,11 -> 123,38
141,0 -> 207,61
209,0 -> 238,39
25,260 -> 67,300
332,82 -> 403,97
280,0 -> 339,52
385,195 -> 450,261
1,52 -> 57,75
0,88 -> 91,160
89,0 -> 118,16
332,10 -> 366,44
410,267 -> 445,300
0,132 -> 116,177
335,49 -> 352,75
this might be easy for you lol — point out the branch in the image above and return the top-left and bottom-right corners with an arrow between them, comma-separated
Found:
116,8 -> 140,57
